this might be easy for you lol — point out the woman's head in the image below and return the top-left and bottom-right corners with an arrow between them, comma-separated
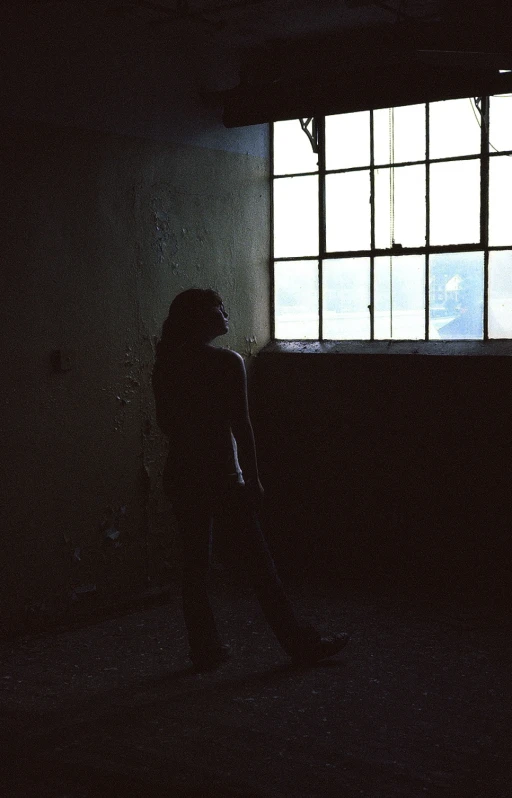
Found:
158,288 -> 228,347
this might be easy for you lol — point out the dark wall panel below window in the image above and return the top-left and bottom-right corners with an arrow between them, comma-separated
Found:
252,348 -> 512,606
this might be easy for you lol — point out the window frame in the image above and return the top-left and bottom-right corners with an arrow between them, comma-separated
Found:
271,96 -> 512,345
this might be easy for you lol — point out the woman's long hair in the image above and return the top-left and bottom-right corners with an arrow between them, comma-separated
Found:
155,287 -> 223,360
153,288 -> 223,433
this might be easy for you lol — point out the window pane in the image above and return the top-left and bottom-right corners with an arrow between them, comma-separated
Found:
273,120 -> 319,176
429,160 -> 480,245
429,98 -> 481,159
429,252 -> 484,339
489,156 -> 512,245
374,255 -> 425,339
274,261 -> 319,339
323,258 -> 370,339
325,111 -> 370,170
273,176 -> 319,258
489,250 -> 512,338
373,104 -> 426,165
375,164 -> 426,248
326,171 -> 371,252
489,94 -> 512,153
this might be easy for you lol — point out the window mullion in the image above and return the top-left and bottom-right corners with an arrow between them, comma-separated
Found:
481,96 -> 490,340
425,102 -> 430,340
370,109 -> 375,341
270,122 -> 275,341
318,116 -> 326,340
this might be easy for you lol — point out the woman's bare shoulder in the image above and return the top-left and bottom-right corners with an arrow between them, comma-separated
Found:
214,346 -> 244,367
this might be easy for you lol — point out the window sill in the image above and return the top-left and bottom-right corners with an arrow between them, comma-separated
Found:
260,340 -> 512,356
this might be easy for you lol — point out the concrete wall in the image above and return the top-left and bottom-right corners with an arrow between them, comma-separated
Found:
0,118 -> 270,635
0,2 -> 271,636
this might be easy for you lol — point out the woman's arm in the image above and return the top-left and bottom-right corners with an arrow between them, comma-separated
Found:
228,351 -> 264,499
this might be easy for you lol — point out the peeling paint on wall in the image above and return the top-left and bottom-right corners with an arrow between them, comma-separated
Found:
99,505 -> 126,548
152,206 -> 178,264
1,118 -> 270,634
243,335 -> 258,358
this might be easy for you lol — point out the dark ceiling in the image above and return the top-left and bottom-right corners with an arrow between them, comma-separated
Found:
3,1 -> 510,52
102,0 -> 444,47
2,1 -> 512,128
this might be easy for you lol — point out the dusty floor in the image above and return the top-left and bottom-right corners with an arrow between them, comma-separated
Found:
1,579 -> 511,798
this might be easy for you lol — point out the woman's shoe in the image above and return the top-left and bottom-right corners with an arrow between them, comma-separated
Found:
290,633 -> 350,665
190,643 -> 232,672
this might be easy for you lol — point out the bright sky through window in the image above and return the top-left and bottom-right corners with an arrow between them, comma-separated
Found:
272,96 -> 512,341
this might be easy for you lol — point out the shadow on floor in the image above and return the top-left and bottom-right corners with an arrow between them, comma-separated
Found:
1,586 -> 511,798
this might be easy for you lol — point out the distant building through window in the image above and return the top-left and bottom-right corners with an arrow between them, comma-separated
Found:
272,95 -> 512,341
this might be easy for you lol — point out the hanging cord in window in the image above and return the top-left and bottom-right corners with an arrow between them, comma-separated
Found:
388,106 -> 395,337
470,97 -> 512,156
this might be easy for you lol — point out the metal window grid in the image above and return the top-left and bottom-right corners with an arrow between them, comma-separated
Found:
272,98 -> 512,342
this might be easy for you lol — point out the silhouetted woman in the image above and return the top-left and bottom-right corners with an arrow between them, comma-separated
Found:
152,288 -> 348,670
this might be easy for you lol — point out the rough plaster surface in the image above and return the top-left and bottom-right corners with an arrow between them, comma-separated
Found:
0,119 -> 270,635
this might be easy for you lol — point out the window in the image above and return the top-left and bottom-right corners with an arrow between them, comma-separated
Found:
272,96 -> 512,341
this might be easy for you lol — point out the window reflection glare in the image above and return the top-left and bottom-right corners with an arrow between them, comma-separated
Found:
325,111 -> 370,170
274,261 -> 319,339
429,253 -> 484,340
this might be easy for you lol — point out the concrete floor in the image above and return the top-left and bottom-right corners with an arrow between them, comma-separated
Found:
1,580 -> 511,798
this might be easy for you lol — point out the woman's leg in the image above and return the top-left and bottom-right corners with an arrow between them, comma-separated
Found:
215,485 -> 320,655
174,499 -> 224,661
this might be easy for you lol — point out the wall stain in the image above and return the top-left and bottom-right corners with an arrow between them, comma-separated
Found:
152,206 -> 178,264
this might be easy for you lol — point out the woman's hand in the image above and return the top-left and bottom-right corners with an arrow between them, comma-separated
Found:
245,478 -> 265,506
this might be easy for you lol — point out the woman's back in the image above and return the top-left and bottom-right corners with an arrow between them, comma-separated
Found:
153,343 -> 242,494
